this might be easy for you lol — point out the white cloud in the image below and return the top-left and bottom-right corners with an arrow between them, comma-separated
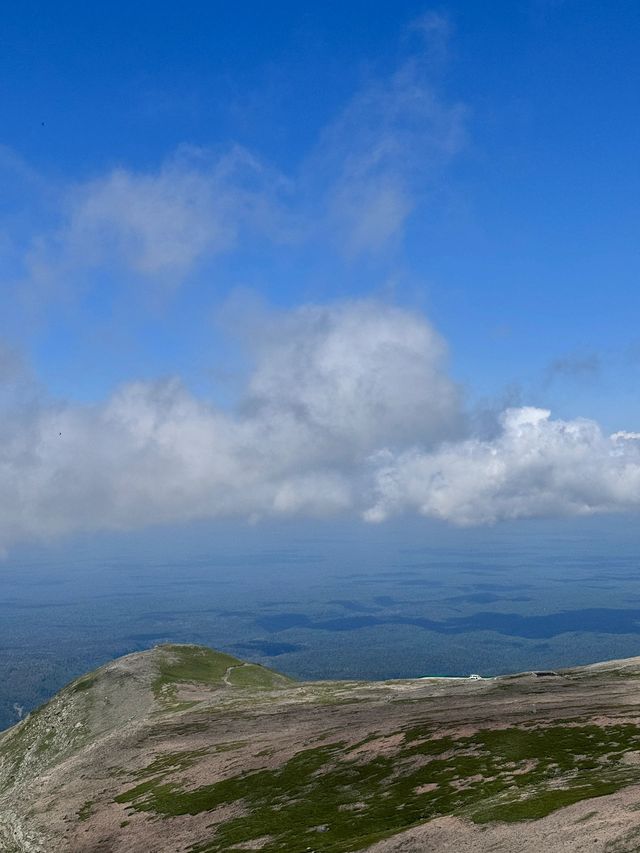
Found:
612,431 -> 640,442
13,146 -> 292,301
0,301 -> 460,548
245,301 -> 462,456
61,146 -> 290,279
3,300 -> 640,549
313,55 -> 466,256
364,407 -> 640,525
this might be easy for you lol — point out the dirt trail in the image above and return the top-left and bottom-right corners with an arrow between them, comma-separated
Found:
222,662 -> 249,686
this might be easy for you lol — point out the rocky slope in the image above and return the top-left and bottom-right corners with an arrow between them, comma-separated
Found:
2,644 -> 640,852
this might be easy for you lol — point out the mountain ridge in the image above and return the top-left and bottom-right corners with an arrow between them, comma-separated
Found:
3,643 -> 640,852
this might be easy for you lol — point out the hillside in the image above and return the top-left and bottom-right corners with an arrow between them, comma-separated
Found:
2,644 -> 640,852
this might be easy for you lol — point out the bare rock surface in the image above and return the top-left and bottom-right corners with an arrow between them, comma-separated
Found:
2,644 -> 640,852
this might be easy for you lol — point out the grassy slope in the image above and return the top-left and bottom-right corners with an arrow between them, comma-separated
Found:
115,721 -> 640,853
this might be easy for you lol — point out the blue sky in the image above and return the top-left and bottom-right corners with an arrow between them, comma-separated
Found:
1,1 -> 640,548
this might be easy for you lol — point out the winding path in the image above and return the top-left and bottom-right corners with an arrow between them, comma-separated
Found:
222,663 -> 249,686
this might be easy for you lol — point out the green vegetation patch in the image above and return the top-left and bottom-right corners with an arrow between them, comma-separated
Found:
152,645 -> 241,710
226,664 -> 292,689
114,723 -> 640,853
71,675 -> 97,693
132,749 -> 210,781
152,646 -> 292,710
77,800 -> 95,822
154,645 -> 242,693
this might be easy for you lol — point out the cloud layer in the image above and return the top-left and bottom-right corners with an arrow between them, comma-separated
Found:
0,302 -> 458,546
2,300 -> 640,549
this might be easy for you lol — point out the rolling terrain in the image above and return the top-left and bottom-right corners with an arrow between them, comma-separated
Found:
2,644 -> 640,852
